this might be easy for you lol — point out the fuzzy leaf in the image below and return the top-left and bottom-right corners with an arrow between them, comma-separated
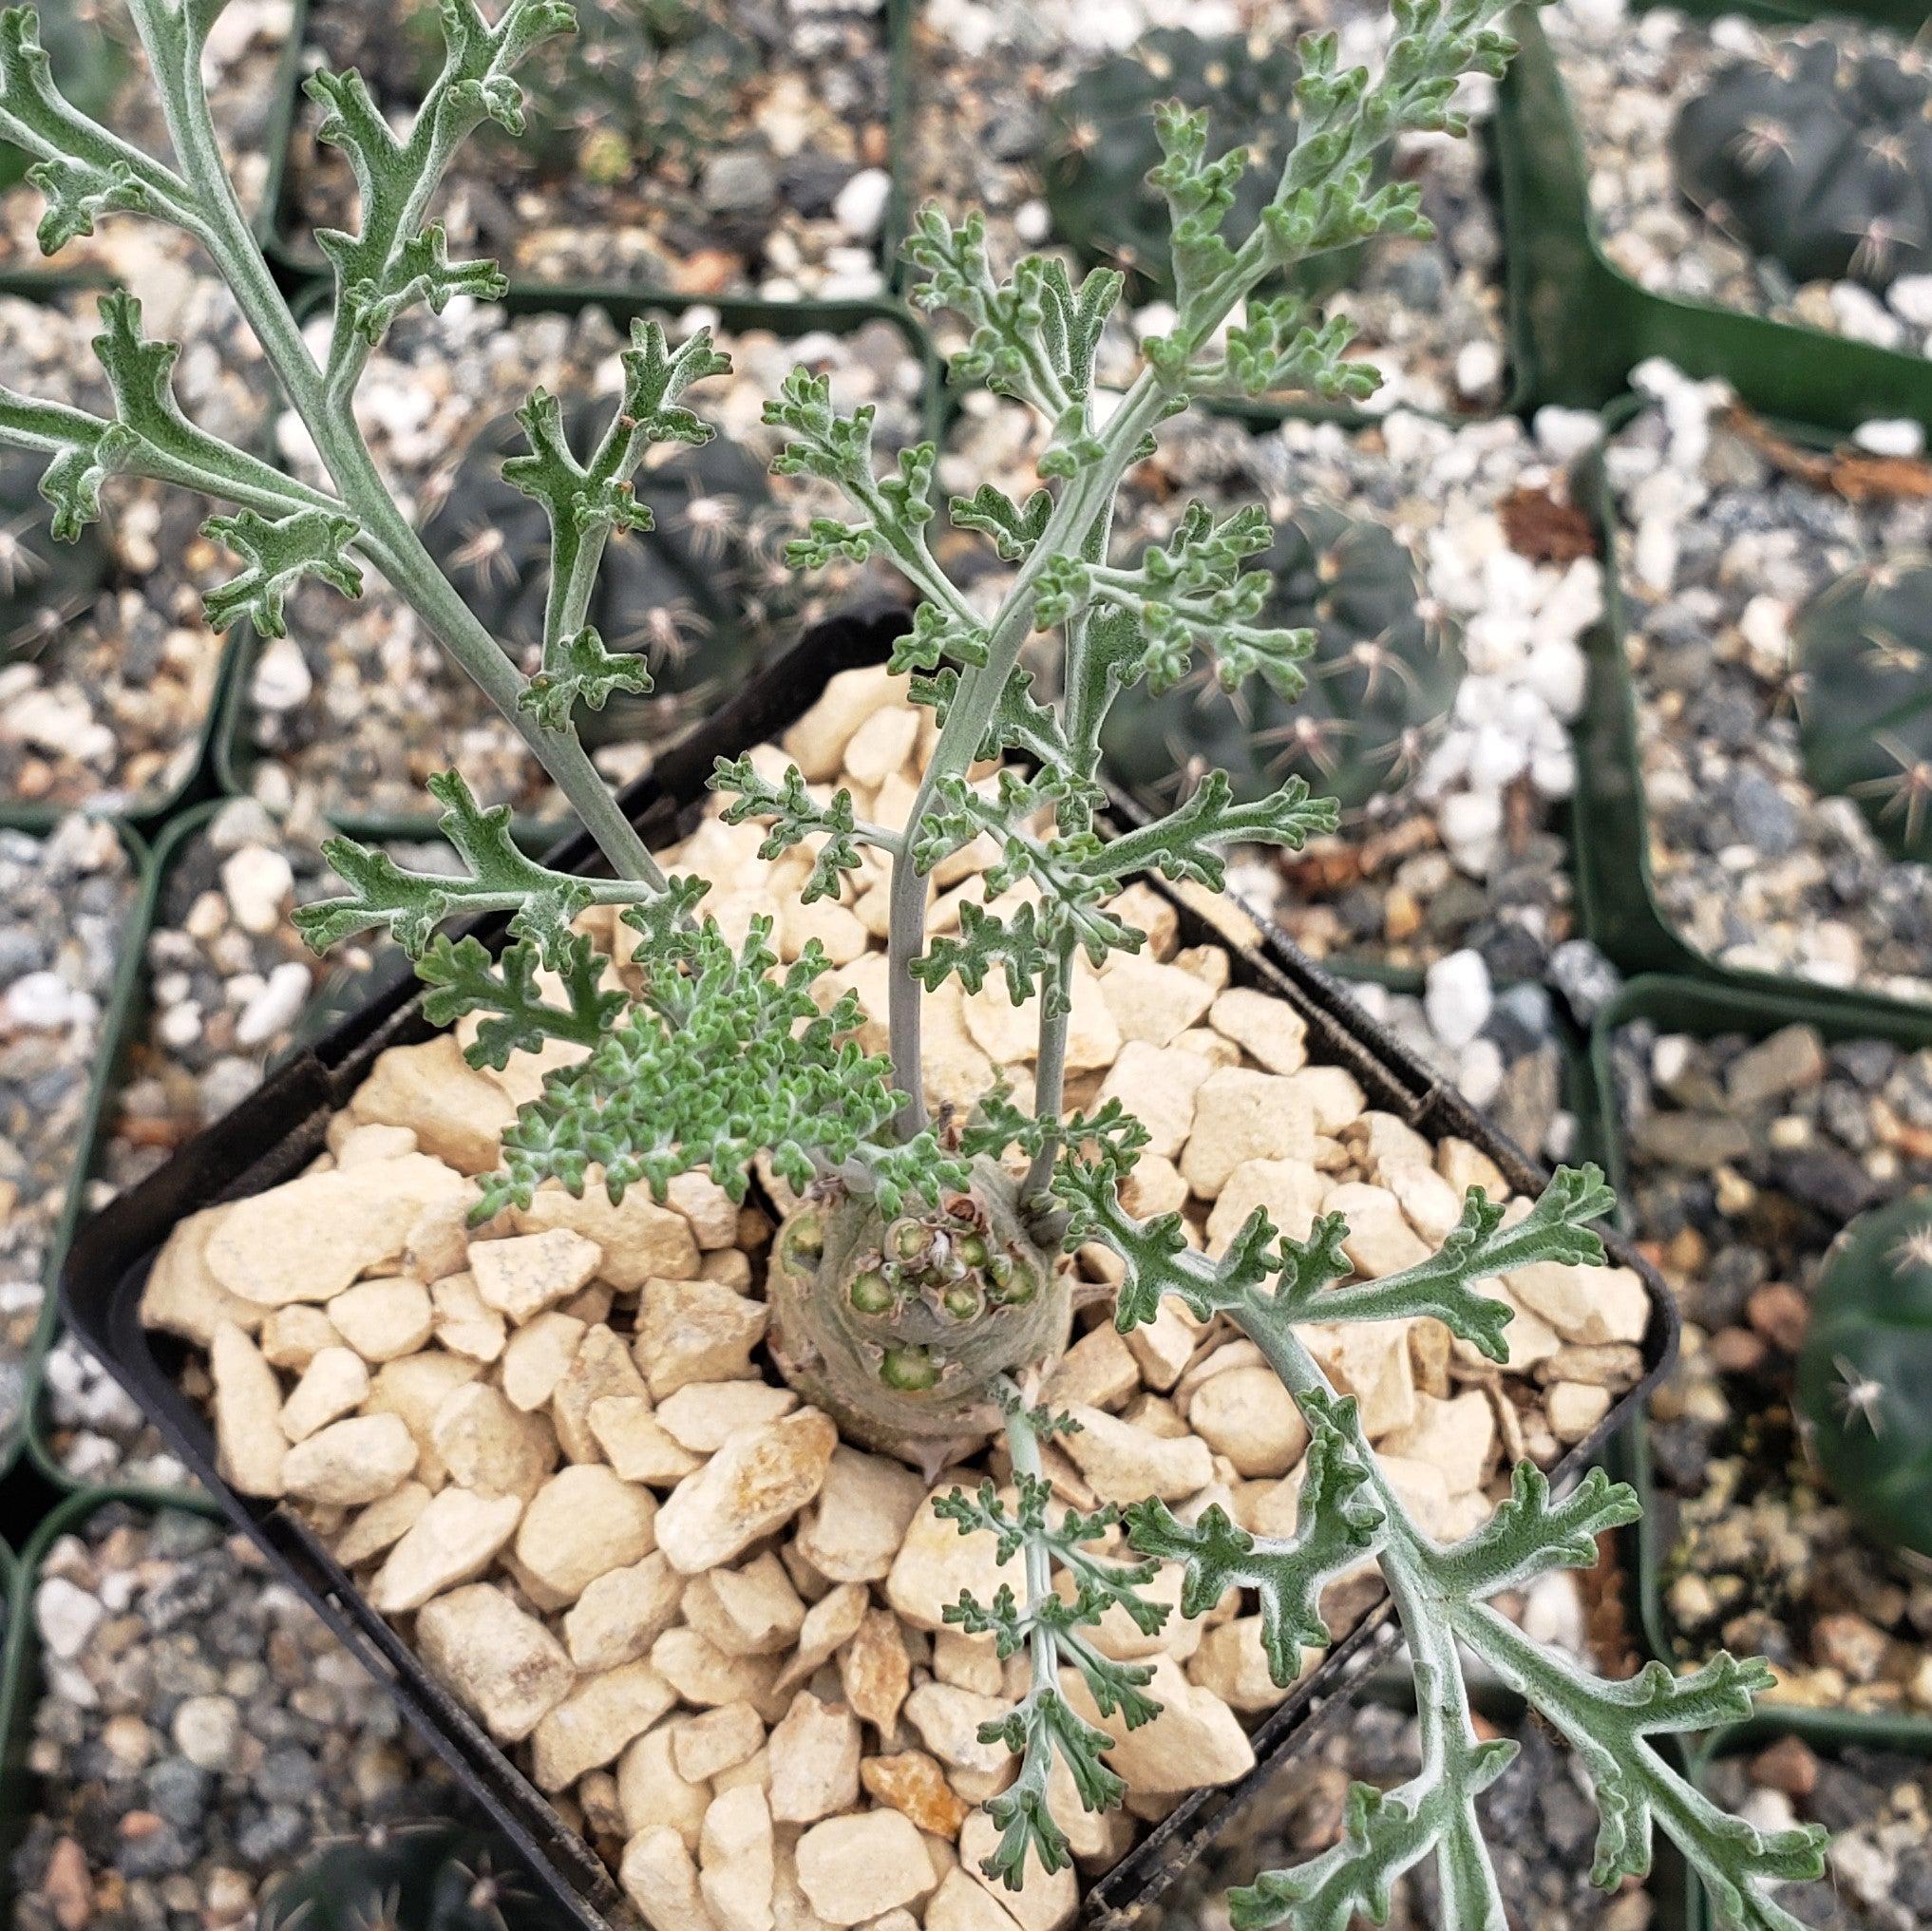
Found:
1097,768 -> 1341,894
710,756 -> 880,904
418,929 -> 626,1068
1430,1463 -> 1641,1600
201,507 -> 364,637
952,483 -> 1053,562
911,899 -> 1053,1008
518,626 -> 653,731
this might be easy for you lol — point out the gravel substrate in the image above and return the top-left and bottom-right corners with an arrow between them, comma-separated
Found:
12,1505 -> 457,1931
1601,361 -> 1932,1003
0,0 -> 291,275
280,0 -> 892,298
942,395 -> 1597,978
1706,1736 -> 1932,1931
0,282 -> 274,816
1548,0 -> 1932,356
0,818 -> 136,1462
245,297 -> 926,825
903,0 -> 1512,418
1610,1015 -> 1932,1716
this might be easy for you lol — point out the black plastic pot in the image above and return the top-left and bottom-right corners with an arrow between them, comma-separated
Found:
61,605 -> 1679,1931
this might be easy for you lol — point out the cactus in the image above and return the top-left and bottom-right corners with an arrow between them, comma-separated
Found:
1795,1191 -> 1932,1564
258,1821 -> 565,1931
1100,502 -> 1462,818
0,0 -> 124,194
419,398 -> 789,744
0,445 -> 108,662
1044,28 -> 1368,303
1671,37 -> 1932,293
1791,557 -> 1932,863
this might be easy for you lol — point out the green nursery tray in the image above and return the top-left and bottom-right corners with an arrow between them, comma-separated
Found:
1499,3 -> 1932,434
1590,972 -> 1932,1757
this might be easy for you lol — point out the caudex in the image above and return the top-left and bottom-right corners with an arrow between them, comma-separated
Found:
0,1 -> 1827,1923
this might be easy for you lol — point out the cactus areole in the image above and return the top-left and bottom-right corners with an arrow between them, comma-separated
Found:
1797,1192 -> 1932,1566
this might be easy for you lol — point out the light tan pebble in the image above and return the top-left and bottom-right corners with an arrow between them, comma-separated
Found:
656,1409 -> 838,1573
517,1464 -> 657,1600
362,1350 -> 482,1486
1453,1279 -> 1561,1376
1186,1614 -> 1290,1712
142,1206 -> 261,1346
619,1826 -> 716,1931
957,1815 -> 1075,1931
1207,1158 -> 1327,1253
653,1627 -> 782,1710
429,1381 -> 558,1500
429,1273 -> 506,1361
1174,1024 -> 1241,1068
700,1249 -> 755,1289
405,1190 -> 479,1284
919,979 -> 1000,1116
327,1277 -> 434,1363
618,1724 -> 711,1847
500,1311 -> 586,1410
710,1747 -> 770,1797
205,1157 -> 466,1307
1122,1153 -> 1188,1221
469,1228 -> 603,1325
369,1487 -> 523,1613
1436,1136 -> 1507,1198
1297,1322 -> 1417,1439
1180,1069 -> 1319,1197
885,1488 -> 1025,1633
1094,1041 -> 1214,1162
1545,1380 -> 1613,1443
1285,1066 -> 1367,1135
1081,1561 -> 1200,1664
1108,881 -> 1179,959
839,1607 -> 911,1733
1124,1300 -> 1206,1393
350,1035 -> 516,1174
1352,1111 -> 1434,1178
772,1837 -> 835,1931
283,1412 -> 417,1505
901,1683 -> 1016,1804
211,1322 -> 287,1498
1183,1366 -> 1309,1479
683,1553 -> 807,1656
1321,1183 -> 1432,1277
777,893 -> 868,967
859,1751 -> 969,1839
767,1692 -> 861,1824
794,1447 -> 928,1582
1380,1391 -> 1495,1492
590,1396 -> 705,1484
657,1381 -> 801,1453
1505,1262 -> 1650,1347
1042,1325 -> 1140,1410
533,1660 -> 677,1791
1172,941 -> 1232,991
417,1583 -> 575,1743
1383,1162 -> 1464,1243
1058,1404 -> 1213,1503
279,1347 -> 369,1442
1538,1342 -> 1643,1388
843,703 -> 920,786
1098,955 -> 1216,1046
666,1170 -> 741,1250
932,1629 -> 1003,1695
963,965 -> 1119,1073
552,1323 -> 652,1461
331,1122 -> 421,1167
1046,1751 -> 1135,1864
924,1871 -> 1023,1931
675,1702 -> 767,1783
258,1304 -> 339,1371
636,1278 -> 770,1399
700,1786 -> 777,1931
1205,987 -> 1308,1074
782,665 -> 906,780
515,1178 -> 700,1290
334,1481 -> 431,1567
579,1770 -> 626,1841
773,1583 -> 869,1694
563,1552 -> 686,1672
794,1812 -> 936,1927
1061,1656 -> 1252,1793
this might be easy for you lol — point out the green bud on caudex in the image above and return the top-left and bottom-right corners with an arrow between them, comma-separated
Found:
1671,36 -> 1932,293
1791,557 -> 1932,864
1102,502 -> 1463,820
1796,1191 -> 1932,1565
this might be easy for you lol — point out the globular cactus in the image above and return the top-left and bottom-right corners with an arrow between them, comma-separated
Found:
1100,502 -> 1463,819
1044,28 -> 1366,302
419,398 -> 790,747
0,0 -> 126,194
1792,557 -> 1932,863
1671,37 -> 1932,293
257,1822 -> 565,1931
1796,1190 -> 1932,1564
0,445 -> 109,662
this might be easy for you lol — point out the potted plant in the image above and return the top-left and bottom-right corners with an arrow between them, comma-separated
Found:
0,0 -> 1828,1925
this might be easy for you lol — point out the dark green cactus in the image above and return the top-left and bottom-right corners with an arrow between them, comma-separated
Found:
0,0 -> 126,194
1100,502 -> 1462,818
419,398 -> 791,746
0,444 -> 108,662
1792,557 -> 1932,864
1044,28 -> 1368,303
257,1822 -> 567,1931
1671,37 -> 1932,293
1796,1191 -> 1932,1564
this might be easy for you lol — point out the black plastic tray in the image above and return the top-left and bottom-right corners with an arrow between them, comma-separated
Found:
59,605 -> 1680,1931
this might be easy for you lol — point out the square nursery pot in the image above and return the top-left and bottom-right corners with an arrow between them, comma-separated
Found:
1497,2 -> 1932,435
1591,972 -> 1932,1753
59,604 -> 1678,1931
